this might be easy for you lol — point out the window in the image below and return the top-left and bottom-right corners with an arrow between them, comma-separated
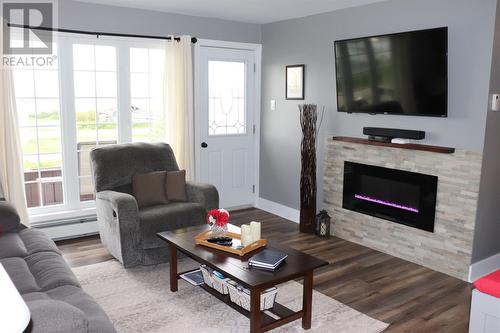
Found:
12,36 -> 168,220
130,47 -> 165,142
73,44 -> 118,201
208,60 -> 246,136
13,47 -> 64,208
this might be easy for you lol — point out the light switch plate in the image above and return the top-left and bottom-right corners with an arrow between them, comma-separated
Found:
491,94 -> 500,111
270,100 -> 276,111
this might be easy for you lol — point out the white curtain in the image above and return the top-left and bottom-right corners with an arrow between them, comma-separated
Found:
0,21 -> 29,225
164,36 -> 195,180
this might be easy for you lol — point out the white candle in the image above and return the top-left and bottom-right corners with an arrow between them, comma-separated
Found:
250,221 -> 261,242
241,224 -> 252,247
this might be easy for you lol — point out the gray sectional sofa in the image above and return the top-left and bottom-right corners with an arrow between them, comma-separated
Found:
0,201 -> 115,333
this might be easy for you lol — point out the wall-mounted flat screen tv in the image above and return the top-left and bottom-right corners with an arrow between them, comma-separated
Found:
334,27 -> 448,117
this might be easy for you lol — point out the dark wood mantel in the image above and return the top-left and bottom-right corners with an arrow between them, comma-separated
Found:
332,136 -> 455,154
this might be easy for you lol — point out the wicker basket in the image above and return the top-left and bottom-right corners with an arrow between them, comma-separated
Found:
200,265 -> 230,294
226,280 -> 278,311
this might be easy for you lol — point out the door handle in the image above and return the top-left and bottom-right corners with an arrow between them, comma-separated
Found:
201,142 -> 208,148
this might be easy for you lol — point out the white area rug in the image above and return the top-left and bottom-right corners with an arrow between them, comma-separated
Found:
73,260 -> 388,333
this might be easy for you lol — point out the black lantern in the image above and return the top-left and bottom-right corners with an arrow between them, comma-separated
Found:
315,210 -> 331,237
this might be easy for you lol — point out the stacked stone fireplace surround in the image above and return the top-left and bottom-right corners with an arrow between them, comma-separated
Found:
323,137 -> 482,280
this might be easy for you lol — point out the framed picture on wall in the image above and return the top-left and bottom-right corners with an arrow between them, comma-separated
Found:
285,64 -> 305,100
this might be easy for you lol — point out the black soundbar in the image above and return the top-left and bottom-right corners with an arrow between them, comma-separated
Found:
363,127 -> 425,142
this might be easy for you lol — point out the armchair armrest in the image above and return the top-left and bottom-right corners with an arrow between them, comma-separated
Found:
95,190 -> 141,267
96,190 -> 138,217
186,181 -> 219,211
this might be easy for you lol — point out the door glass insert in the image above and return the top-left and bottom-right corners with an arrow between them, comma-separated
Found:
208,60 -> 246,136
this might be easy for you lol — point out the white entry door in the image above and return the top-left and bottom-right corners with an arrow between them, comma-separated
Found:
197,46 -> 256,208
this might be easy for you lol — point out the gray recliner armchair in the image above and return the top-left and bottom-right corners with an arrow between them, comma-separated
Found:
90,142 -> 219,267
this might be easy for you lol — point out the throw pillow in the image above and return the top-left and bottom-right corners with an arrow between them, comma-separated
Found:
132,171 -> 168,208
166,170 -> 187,202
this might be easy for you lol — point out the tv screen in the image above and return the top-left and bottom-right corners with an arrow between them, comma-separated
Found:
334,27 -> 447,117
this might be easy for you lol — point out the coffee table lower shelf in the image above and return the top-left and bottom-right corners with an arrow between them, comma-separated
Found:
157,230 -> 328,333
199,283 -> 303,332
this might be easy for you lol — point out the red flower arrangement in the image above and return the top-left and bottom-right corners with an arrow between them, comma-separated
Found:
207,209 -> 230,227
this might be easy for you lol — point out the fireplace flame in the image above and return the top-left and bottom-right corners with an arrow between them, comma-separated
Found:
354,194 -> 419,213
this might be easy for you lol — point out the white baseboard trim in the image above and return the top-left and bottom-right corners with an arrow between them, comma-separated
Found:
469,252 -> 500,282
256,197 -> 300,223
34,220 -> 99,241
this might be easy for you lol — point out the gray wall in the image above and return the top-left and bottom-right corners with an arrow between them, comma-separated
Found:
58,1 -> 262,43
472,0 -> 500,264
260,0 -> 496,210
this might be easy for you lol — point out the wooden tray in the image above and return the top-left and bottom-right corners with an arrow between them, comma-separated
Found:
195,228 -> 267,256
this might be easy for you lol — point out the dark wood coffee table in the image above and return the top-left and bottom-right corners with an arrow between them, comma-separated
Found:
157,224 -> 328,333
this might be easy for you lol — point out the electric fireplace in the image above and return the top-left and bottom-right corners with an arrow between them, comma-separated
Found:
342,162 -> 438,232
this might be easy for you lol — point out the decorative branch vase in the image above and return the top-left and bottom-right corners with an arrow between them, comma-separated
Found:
299,104 -> 319,234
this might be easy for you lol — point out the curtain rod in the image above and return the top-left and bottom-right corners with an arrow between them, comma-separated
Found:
7,23 -> 198,43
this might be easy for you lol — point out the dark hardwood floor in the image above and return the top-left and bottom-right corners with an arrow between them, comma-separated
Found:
56,208 -> 472,332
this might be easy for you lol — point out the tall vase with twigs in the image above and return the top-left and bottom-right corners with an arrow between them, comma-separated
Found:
299,104 -> 324,234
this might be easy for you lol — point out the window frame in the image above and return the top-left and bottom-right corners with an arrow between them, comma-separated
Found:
18,34 -> 166,224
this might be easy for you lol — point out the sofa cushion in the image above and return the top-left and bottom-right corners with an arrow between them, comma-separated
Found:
1,257 -> 40,294
22,291 -> 51,303
19,228 -> 61,255
139,202 -> 205,248
27,299 -> 88,333
0,233 -> 28,259
166,170 -> 187,202
0,201 -> 21,234
132,171 -> 168,208
25,251 -> 81,291
47,285 -> 116,333
23,286 -> 116,333
0,228 -> 60,260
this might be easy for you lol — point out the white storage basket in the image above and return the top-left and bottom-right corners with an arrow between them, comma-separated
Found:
226,280 -> 278,311
200,265 -> 230,294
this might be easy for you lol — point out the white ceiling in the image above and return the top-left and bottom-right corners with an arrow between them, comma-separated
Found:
75,0 -> 388,24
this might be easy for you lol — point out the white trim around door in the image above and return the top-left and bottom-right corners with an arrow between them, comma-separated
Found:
194,39 -> 262,208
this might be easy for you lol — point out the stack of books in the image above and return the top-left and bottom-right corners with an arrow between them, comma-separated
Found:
248,249 -> 288,271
